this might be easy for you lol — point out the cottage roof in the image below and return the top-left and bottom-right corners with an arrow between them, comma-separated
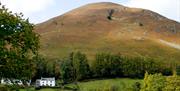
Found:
40,77 -> 55,81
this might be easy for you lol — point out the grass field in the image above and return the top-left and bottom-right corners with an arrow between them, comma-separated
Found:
20,78 -> 142,91
74,78 -> 142,91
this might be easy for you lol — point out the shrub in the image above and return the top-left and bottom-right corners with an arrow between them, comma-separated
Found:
140,73 -> 180,91
163,75 -> 180,91
140,72 -> 166,91
0,85 -> 9,91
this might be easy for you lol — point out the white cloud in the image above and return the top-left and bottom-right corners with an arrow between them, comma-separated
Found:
125,0 -> 180,22
0,0 -> 55,16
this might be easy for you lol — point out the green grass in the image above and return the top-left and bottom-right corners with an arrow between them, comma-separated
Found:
38,24 -> 180,63
78,78 -> 142,91
60,78 -> 142,91
20,88 -> 59,91
20,78 -> 142,91
40,35 -> 180,64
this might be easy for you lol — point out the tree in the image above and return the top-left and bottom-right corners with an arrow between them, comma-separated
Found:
60,58 -> 75,83
0,3 -> 39,82
141,72 -> 166,91
60,52 -> 90,83
92,53 -> 122,78
32,55 -> 56,80
121,56 -> 170,78
71,52 -> 90,80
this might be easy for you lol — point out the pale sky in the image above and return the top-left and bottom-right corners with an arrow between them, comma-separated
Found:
0,0 -> 179,24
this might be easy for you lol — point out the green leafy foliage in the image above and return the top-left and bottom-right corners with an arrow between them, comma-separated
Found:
60,52 -> 90,83
140,72 -> 180,91
121,56 -> 166,78
32,55 -> 55,79
0,3 -> 39,80
31,52 -> 172,83
60,58 -> 75,83
71,52 -> 91,80
91,53 -> 172,79
163,75 -> 180,91
141,72 -> 166,91
92,53 -> 122,78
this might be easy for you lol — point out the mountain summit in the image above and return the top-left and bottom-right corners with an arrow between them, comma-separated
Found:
35,2 -> 180,61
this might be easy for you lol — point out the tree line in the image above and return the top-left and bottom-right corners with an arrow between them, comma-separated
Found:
32,52 -> 176,84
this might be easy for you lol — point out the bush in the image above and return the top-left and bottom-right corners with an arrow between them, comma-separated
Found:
163,75 -> 180,91
140,73 -> 180,91
0,85 -> 9,91
140,72 -> 166,91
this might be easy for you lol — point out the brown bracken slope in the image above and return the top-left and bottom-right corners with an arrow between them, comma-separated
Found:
34,2 -> 180,62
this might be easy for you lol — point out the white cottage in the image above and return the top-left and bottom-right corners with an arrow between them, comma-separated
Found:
35,77 -> 55,87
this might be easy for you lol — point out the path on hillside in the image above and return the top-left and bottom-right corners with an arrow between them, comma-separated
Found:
159,39 -> 180,50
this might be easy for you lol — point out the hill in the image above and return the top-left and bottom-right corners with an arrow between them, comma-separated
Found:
34,2 -> 180,62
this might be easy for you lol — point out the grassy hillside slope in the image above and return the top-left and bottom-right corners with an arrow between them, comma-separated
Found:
34,2 -> 180,63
